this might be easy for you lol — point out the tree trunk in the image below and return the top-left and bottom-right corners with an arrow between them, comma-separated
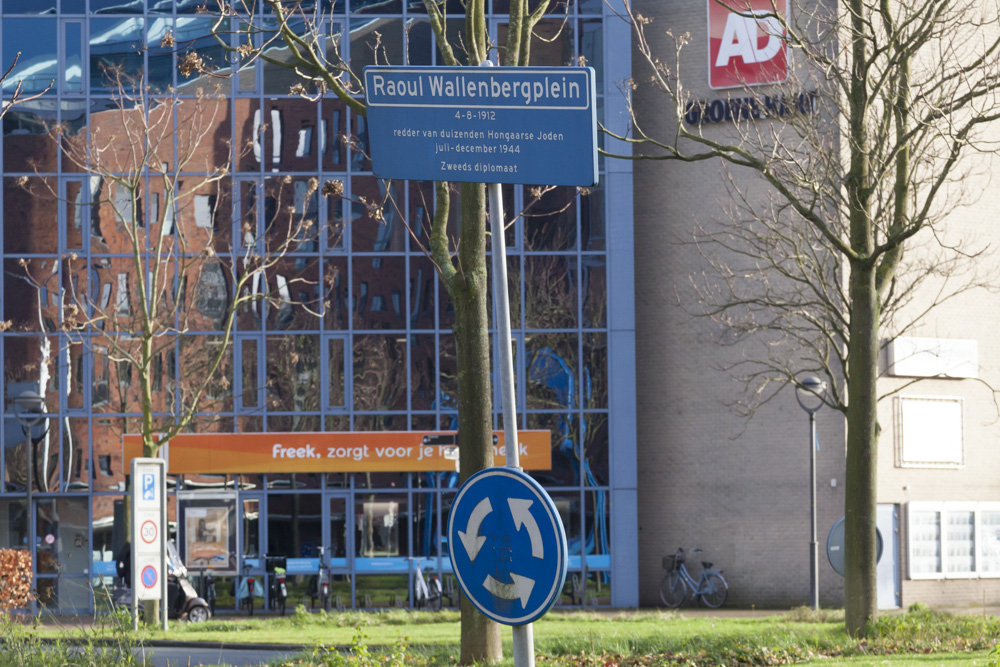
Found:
844,261 -> 879,637
453,181 -> 502,664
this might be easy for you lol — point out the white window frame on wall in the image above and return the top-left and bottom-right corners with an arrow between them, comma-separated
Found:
894,395 -> 964,468
907,502 -> 1000,580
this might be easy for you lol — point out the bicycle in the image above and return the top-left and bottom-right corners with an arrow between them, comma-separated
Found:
239,558 -> 258,616
660,548 -> 728,608
407,557 -> 444,610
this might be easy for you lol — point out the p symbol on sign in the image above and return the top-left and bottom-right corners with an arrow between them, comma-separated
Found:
142,473 -> 155,501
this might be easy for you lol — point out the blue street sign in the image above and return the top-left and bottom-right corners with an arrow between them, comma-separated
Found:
364,66 -> 598,187
141,565 -> 158,589
448,466 -> 568,625
142,473 -> 155,501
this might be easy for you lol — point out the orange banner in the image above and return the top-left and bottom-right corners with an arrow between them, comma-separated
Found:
123,431 -> 551,474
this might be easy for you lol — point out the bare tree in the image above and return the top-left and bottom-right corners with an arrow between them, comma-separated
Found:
20,71 -> 317,457
608,0 -> 1000,635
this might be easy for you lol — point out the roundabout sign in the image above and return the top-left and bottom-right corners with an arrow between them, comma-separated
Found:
448,466 -> 568,625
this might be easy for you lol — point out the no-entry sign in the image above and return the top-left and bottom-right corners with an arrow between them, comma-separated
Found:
364,66 -> 598,186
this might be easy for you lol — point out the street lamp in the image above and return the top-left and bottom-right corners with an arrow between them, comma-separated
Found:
795,376 -> 826,611
12,390 -> 46,575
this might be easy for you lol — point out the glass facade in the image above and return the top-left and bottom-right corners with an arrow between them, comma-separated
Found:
0,0 -> 632,613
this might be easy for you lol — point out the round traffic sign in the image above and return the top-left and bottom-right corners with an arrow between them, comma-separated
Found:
141,565 -> 158,589
826,517 -> 883,576
44,534 -> 55,546
140,520 -> 158,544
448,466 -> 568,625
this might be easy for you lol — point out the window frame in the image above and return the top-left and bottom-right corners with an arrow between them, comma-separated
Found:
895,395 -> 965,469
907,501 -> 1000,580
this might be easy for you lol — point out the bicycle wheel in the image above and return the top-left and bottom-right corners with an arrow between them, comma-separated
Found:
659,571 -> 687,607
699,572 -> 728,608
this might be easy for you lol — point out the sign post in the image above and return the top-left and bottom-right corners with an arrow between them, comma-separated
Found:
447,468 -> 568,665
365,61 -> 596,667
131,457 -> 168,631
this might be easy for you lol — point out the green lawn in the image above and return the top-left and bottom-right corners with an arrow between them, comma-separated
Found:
29,607 -> 1000,667
805,652 -> 993,666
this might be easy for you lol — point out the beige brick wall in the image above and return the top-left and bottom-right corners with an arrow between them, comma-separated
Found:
632,0 -> 1000,609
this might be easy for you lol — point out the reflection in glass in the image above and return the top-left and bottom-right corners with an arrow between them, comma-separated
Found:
353,257 -> 406,330
532,19 -> 575,67
524,256 -> 577,329
582,412 -> 609,486
4,0 -> 57,12
60,102 -> 88,173
36,497 -> 89,575
356,494 -> 407,558
3,18 -> 57,95
175,17 -> 231,89
266,334 -> 321,416
585,570 -> 611,606
91,495 -> 119,576
0,500 -> 27,549
147,17 -> 174,92
4,108 -> 57,173
352,335 -> 406,411
580,20 -> 604,88
350,178 -> 406,252
322,100 -> 348,173
409,335 -> 436,411
405,19 -> 434,66
65,22 -> 83,93
549,492 -> 581,556
526,413 -> 576,487
242,498 -> 260,557
412,492 -> 439,561
4,178 -> 58,253
240,337 -> 260,409
584,489 -> 610,567
90,18 -> 145,92
328,337 -> 346,408
324,257 -> 349,329
268,493 -> 322,558
526,332 -> 579,410
350,19 -> 404,68
524,186 -> 576,251
581,257 -> 606,327
409,257 -> 436,330
63,418 -> 90,492
581,187 -> 605,251
582,332 -> 607,409
355,574 -> 407,608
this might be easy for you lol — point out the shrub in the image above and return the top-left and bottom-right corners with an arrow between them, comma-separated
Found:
0,549 -> 33,610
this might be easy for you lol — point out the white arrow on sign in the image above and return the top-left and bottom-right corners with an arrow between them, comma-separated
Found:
483,573 -> 536,608
458,497 -> 493,562
508,498 -> 544,558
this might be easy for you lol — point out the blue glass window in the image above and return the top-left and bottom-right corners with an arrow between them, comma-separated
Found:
90,18 -> 144,91
3,18 -> 57,95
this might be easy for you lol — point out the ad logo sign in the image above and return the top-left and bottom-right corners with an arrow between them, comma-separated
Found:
708,0 -> 789,89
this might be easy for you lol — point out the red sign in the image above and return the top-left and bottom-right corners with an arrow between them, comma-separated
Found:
140,520 -> 158,544
708,0 -> 789,89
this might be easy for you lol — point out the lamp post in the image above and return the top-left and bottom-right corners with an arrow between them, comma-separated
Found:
795,376 -> 826,611
12,390 -> 46,612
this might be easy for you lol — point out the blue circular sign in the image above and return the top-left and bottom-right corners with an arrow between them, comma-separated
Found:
141,565 -> 158,589
448,466 -> 568,625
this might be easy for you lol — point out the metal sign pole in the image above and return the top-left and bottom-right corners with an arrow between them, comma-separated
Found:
487,166 -> 534,667
487,180 -> 520,470
161,464 -> 168,632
